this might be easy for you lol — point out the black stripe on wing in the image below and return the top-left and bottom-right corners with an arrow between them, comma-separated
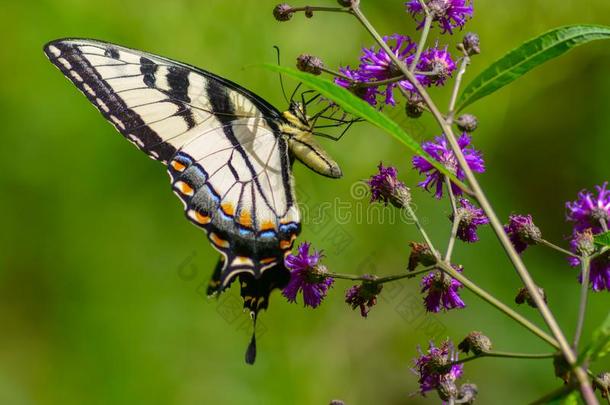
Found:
44,41 -> 177,162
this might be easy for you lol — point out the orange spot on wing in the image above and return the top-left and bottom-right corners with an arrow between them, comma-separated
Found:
194,211 -> 211,224
210,233 -> 230,249
280,234 -> 297,250
221,202 -> 235,216
177,181 -> 194,196
260,257 -> 276,265
171,160 -> 186,172
238,211 -> 253,228
260,220 -> 275,231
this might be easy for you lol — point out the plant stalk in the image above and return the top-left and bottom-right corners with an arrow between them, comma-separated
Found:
573,256 -> 591,349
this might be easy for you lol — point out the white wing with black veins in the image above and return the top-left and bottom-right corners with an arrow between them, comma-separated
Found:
44,38 -> 300,298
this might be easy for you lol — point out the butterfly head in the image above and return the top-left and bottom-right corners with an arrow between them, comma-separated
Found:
286,101 -> 313,130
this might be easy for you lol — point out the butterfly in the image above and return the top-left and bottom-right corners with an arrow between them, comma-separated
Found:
44,38 -> 354,364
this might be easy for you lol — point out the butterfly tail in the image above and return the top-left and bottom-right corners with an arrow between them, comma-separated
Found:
238,262 -> 290,364
245,315 -> 257,365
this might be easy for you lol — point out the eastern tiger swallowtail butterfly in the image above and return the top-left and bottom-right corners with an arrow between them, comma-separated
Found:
44,38 -> 348,364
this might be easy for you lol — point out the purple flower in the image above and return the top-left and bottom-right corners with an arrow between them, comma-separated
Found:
566,182 -> 610,234
406,0 -> 474,34
412,133 -> 485,199
568,232 -> 610,292
336,34 -> 419,106
334,66 -> 379,106
367,162 -> 411,208
421,267 -> 465,312
504,214 -> 541,254
416,45 -> 457,87
412,340 -> 464,395
345,278 -> 382,318
359,34 -> 418,105
283,242 -> 334,308
451,198 -> 489,243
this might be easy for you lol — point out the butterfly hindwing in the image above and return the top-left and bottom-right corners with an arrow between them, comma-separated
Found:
44,38 -> 301,314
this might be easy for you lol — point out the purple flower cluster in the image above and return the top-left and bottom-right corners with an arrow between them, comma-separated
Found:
367,162 -> 411,208
566,182 -> 610,234
412,133 -> 485,198
335,34 -> 456,106
283,242 -> 334,307
416,45 -> 457,87
421,267 -> 465,312
368,163 -> 403,203
504,214 -> 541,254
413,340 -> 463,395
406,0 -> 474,34
452,198 -> 489,243
345,280 -> 382,318
566,183 -> 610,292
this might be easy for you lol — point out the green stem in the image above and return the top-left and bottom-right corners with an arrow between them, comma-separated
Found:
326,266 -> 434,283
289,5 -> 350,14
537,238 -> 579,258
319,66 -> 352,81
436,261 -> 559,348
449,351 -> 556,367
403,203 -> 440,260
573,256 -> 591,349
378,267 -> 434,283
448,55 -> 470,119
409,12 -> 433,72
445,175 -> 460,261
483,350 -> 556,359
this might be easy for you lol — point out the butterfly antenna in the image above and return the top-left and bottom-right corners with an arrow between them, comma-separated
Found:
273,46 -> 290,105
245,312 -> 257,365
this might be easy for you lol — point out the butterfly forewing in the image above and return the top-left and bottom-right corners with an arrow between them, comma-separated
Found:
44,38 -> 300,304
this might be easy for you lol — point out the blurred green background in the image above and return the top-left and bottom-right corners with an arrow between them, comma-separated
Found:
1,0 -> 610,404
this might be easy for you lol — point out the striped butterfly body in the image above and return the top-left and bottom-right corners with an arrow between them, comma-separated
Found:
44,38 -> 343,363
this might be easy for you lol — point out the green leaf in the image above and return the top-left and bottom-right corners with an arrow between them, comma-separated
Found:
579,311 -> 610,364
457,25 -> 610,111
594,231 -> 610,247
261,64 -> 467,190
545,390 -> 579,405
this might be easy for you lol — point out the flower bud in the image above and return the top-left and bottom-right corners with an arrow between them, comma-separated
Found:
406,92 -> 425,118
273,3 -> 293,21
345,276 -> 383,318
463,33 -> 480,56
305,8 -> 314,18
456,114 -> 478,133
437,379 -> 458,402
573,229 -> 596,257
408,242 -> 437,271
329,401 -> 345,405
458,383 -> 478,404
553,353 -> 570,383
504,214 -> 541,254
367,163 -> 411,209
296,54 -> 324,75
594,372 -> 610,399
515,286 -> 547,308
337,0 -> 357,6
458,331 -> 492,355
